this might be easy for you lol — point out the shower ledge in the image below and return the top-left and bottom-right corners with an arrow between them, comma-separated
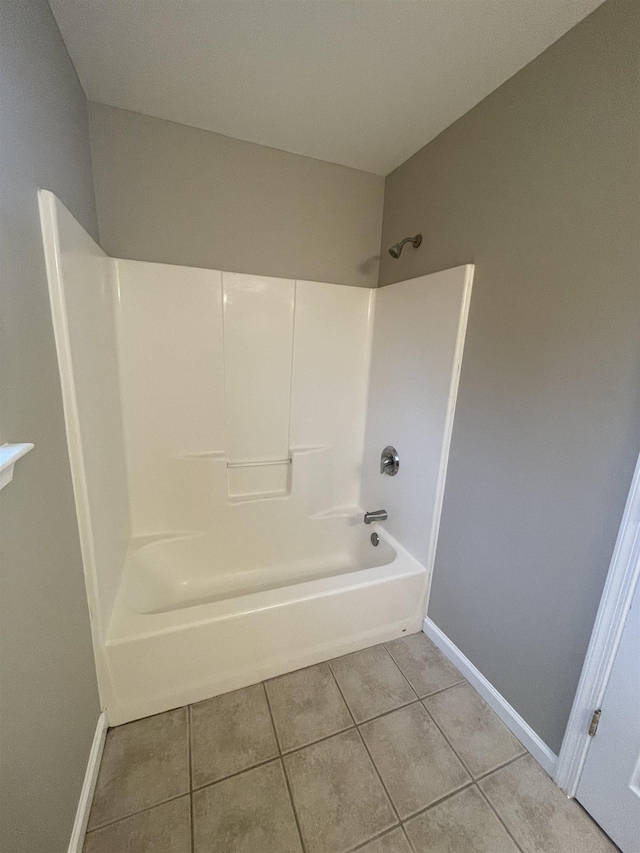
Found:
0,443 -> 34,490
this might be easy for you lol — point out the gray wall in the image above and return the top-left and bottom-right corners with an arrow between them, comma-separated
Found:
88,102 -> 385,288
0,1 -> 101,850
380,0 -> 640,753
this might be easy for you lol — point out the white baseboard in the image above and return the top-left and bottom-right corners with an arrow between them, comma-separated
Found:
423,618 -> 558,778
68,711 -> 108,853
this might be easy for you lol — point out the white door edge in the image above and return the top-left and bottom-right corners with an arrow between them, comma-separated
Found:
555,452 -> 640,796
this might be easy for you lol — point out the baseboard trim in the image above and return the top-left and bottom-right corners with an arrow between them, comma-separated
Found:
423,618 -> 558,778
68,711 -> 108,853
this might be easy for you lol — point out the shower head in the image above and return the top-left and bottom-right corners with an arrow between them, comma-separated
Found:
388,234 -> 422,258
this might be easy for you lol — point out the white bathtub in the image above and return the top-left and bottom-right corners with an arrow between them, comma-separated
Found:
122,512 -> 400,613
103,517 -> 427,725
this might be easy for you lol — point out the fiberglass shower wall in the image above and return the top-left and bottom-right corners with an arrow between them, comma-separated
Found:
361,266 -> 474,571
114,260 -> 374,539
39,191 -> 130,647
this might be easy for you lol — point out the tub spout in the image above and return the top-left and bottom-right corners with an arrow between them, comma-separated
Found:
364,509 -> 387,524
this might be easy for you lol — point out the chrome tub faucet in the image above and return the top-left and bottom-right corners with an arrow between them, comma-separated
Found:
364,509 -> 387,524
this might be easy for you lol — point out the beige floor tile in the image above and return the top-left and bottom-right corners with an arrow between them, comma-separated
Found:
424,682 -> 525,777
87,708 -> 189,830
479,754 -> 617,852
330,645 -> 416,722
404,786 -> 519,853
359,702 -> 470,819
190,683 -> 278,787
265,662 -> 353,752
193,759 -> 302,853
385,633 -> 464,697
83,796 -> 191,853
284,728 -> 396,853
354,826 -> 412,852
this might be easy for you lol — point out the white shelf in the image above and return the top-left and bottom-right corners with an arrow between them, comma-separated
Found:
0,443 -> 34,490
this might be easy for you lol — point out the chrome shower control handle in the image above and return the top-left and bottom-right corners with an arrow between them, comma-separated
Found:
380,445 -> 399,476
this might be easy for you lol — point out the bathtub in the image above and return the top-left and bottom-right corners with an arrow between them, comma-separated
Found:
103,516 -> 427,725
123,511 -> 401,613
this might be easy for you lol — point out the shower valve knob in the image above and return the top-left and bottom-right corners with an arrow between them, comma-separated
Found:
380,446 -> 399,476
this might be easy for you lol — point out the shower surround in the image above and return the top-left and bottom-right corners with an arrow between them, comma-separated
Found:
39,190 -> 473,724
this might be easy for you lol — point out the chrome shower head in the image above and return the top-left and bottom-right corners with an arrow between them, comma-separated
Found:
388,234 -> 422,258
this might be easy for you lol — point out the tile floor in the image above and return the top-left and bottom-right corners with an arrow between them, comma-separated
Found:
83,632 -> 617,853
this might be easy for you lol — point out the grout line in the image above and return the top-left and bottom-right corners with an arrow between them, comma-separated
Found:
380,644 -> 420,699
474,750 -> 528,782
400,780 -> 475,825
262,682 -> 283,756
186,705 -> 194,853
186,705 -> 193,790
346,823 -> 402,852
280,723 -> 357,755
420,700 -> 474,778
327,659 -> 358,726
84,792 -> 190,835
263,683 -> 307,853
189,796 -> 194,853
191,755 -> 281,794
418,678 -> 467,700
280,757 -> 308,853
476,782 -> 526,853
354,726 -> 402,825
400,824 -> 418,853
327,659 -> 403,838
356,698 -> 421,727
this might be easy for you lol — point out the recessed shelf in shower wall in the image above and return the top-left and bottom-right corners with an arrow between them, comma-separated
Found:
227,460 -> 291,501
178,451 -> 292,502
